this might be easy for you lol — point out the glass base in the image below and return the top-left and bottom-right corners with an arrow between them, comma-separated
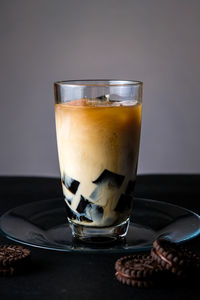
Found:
69,220 -> 129,243
0,198 -> 199,253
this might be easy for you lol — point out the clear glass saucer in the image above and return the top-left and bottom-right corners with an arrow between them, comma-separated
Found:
0,198 -> 199,253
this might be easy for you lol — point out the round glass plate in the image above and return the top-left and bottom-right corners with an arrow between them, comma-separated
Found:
0,198 -> 199,253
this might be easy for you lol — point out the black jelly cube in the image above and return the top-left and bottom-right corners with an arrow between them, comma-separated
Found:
62,174 -> 80,194
76,195 -> 90,213
92,169 -> 124,188
79,216 -> 93,223
65,202 -> 76,220
115,194 -> 132,212
125,180 -> 136,195
76,195 -> 103,222
65,202 -> 93,223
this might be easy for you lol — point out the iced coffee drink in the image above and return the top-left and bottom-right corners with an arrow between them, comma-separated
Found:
55,98 -> 142,228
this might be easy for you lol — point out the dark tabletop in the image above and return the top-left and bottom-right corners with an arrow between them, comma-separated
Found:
0,175 -> 200,300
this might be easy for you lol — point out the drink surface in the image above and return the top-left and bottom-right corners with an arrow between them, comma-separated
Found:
55,99 -> 142,227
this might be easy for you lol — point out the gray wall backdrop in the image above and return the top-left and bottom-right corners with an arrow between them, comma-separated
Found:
0,0 -> 200,177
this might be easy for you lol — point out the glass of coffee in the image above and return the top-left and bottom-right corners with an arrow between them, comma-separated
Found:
54,80 -> 143,243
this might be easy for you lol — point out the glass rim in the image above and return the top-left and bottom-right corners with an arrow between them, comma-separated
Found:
54,79 -> 143,87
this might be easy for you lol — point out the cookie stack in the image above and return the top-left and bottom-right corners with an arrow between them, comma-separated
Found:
0,245 -> 31,276
115,238 -> 200,288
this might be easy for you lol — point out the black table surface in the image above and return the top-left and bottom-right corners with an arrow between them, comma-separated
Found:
0,175 -> 200,300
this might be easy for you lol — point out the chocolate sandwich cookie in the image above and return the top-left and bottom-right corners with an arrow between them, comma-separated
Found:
0,245 -> 31,269
115,254 -> 163,288
151,239 -> 200,277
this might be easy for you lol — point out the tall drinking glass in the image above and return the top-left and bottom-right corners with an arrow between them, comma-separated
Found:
54,80 -> 143,242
